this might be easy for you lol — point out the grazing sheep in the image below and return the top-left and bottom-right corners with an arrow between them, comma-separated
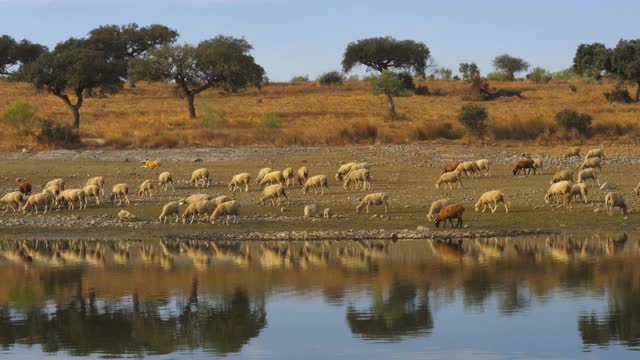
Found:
442,161 -> 461,174
577,168 -> 600,186
579,157 -> 602,172
56,189 -> 88,210
456,161 -> 480,178
45,184 -> 62,196
260,184 -> 289,206
141,159 -> 161,168
228,173 -> 251,193
323,208 -> 333,219
356,192 -> 389,214
297,166 -> 309,185
435,170 -> 463,190
190,168 -> 211,188
427,198 -> 454,222
585,148 -> 605,161
118,210 -> 137,221
513,159 -> 535,175
532,159 -> 544,174
179,194 -> 213,206
158,172 -> 175,191
570,183 -> 589,204
475,190 -> 508,214
1,191 -> 25,213
83,185 -> 102,205
259,171 -> 285,187
212,195 -> 233,206
256,167 -> 273,184
343,169 -> 371,191
137,180 -> 154,199
86,176 -> 105,196
302,175 -> 329,195
336,162 -> 369,181
159,201 -> 180,223
210,201 -> 241,224
434,204 -> 465,228
182,200 -> 215,224
283,167 -> 295,187
550,170 -> 574,184
19,183 -> 31,195
109,183 -> 130,206
45,179 -> 65,191
304,204 -> 318,218
564,147 -> 581,159
544,181 -> 572,207
605,191 -> 627,215
475,159 -> 491,176
22,191 -> 54,215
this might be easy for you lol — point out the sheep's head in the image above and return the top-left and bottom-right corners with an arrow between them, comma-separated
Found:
302,186 -> 308,194
335,173 -> 342,181
435,181 -> 440,189
434,216 -> 442,228
474,202 -> 480,212
544,194 -> 551,204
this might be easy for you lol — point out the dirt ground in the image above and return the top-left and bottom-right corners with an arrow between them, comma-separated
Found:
1,144 -> 639,241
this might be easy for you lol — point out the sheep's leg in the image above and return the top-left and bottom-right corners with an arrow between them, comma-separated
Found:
504,202 -> 509,213
384,203 -> 388,214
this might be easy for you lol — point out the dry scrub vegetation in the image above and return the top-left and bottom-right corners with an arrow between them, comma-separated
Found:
1,78 -> 639,150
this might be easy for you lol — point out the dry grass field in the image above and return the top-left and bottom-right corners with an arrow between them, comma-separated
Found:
1,78 -> 640,150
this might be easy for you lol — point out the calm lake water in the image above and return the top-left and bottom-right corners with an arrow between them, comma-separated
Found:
0,234 -> 639,359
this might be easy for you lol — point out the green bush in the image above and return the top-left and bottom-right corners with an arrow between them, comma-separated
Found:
527,67 -> 551,83
290,75 -> 309,83
457,104 -> 488,136
486,72 -> 510,81
258,113 -> 281,130
35,118 -> 81,148
3,101 -> 37,136
603,88 -> 632,103
317,71 -> 344,86
397,72 -> 416,90
414,85 -> 430,95
554,109 -> 592,135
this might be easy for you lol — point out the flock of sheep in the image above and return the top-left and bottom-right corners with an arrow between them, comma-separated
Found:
0,148 -> 634,229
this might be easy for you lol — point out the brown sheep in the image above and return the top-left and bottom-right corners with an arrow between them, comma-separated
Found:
434,204 -> 465,228
442,161 -> 461,174
19,183 -> 31,195
512,159 -> 535,175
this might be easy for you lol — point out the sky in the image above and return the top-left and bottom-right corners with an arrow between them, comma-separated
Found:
1,0 -> 639,81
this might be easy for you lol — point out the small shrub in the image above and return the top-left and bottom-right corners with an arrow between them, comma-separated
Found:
457,104 -> 488,137
411,122 -> 464,140
317,71 -> 344,86
3,101 -> 37,136
554,109 -> 592,136
486,72 -> 510,81
397,72 -> 416,91
290,75 -> 309,83
338,121 -> 378,144
35,118 -> 81,148
603,88 -> 632,103
414,85 -> 430,95
258,113 -> 281,130
527,67 -> 551,83
569,85 -> 578,93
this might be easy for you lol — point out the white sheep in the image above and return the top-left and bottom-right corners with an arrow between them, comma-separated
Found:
435,170 -> 463,190
212,195 -> 234,206
475,190 -> 508,214
564,147 -> 581,159
45,183 -> 62,196
336,162 -> 369,181
190,168 -> 211,188
283,167 -> 295,187
343,168 -> 371,191
605,191 -> 627,215
258,171 -> 285,187
475,159 -> 491,176
259,184 -> 288,206
585,148 -> 605,161
577,168 -> 600,186
456,161 -> 480,178
1,191 -> 25,213
83,185 -> 102,205
22,191 -> 54,215
544,181 -> 572,207
118,210 -> 137,222
159,201 -> 180,223
255,167 -> 273,184
182,200 -> 215,224
179,194 -> 213,206
532,159 -> 544,174
323,208 -> 333,219
86,176 -> 105,196
56,189 -> 88,210
110,183 -> 130,206
427,198 -> 454,222
302,175 -> 329,195
45,179 -> 65,192
210,200 -> 241,224
570,183 -> 589,204
297,166 -> 309,185
579,157 -> 602,172
304,204 -> 318,218
356,192 -> 389,214
550,170 -> 573,184
158,172 -> 175,191
228,173 -> 251,192
137,180 -> 153,199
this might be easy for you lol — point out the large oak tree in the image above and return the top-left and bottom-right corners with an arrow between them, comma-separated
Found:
0,35 -> 47,77
492,54 -> 529,80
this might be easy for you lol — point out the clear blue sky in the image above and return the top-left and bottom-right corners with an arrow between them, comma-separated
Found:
1,0 -> 638,81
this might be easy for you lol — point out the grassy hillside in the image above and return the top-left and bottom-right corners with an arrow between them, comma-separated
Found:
0,78 -> 639,150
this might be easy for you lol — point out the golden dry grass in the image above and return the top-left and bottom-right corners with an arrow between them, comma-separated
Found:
1,78 -> 639,150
